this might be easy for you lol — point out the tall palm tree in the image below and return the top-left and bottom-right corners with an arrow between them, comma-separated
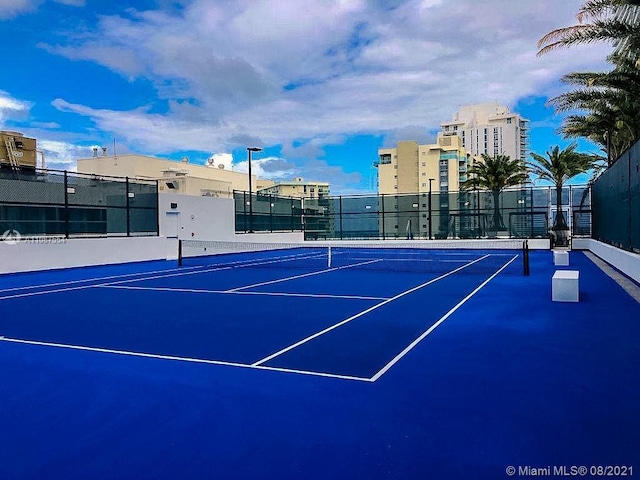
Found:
462,153 -> 528,232
538,1 -> 640,167
528,143 -> 601,246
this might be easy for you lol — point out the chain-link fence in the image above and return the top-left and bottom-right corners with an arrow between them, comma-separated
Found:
234,186 -> 591,241
0,168 -> 159,237
592,139 -> 640,253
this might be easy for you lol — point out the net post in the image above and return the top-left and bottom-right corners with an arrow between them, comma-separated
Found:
523,240 -> 530,276
178,239 -> 183,267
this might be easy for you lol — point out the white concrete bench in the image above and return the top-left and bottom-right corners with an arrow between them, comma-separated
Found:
553,250 -> 569,266
552,270 -> 579,302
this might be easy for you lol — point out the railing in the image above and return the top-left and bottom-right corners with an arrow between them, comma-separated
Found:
235,186 -> 592,241
0,168 -> 159,238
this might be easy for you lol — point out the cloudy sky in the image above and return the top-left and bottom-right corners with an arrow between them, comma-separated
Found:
0,0 -> 612,193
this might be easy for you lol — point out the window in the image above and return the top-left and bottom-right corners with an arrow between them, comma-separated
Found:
379,154 -> 392,164
507,118 -> 512,124
422,183 -> 426,187
422,162 -> 426,166
421,172 -> 426,176
453,125 -> 458,131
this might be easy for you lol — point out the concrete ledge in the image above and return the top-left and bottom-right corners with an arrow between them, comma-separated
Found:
572,238 -> 640,284
0,236 -> 176,275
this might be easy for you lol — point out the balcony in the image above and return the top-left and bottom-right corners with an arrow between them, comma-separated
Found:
458,165 -> 467,173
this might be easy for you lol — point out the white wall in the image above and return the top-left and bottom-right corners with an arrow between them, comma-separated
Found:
572,238 -> 640,283
158,193 -> 304,243
0,236 -> 176,275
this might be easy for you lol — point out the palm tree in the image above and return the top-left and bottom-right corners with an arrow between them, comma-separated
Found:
462,153 -> 528,232
547,57 -> 640,163
538,1 -> 640,166
528,143 -> 601,246
537,0 -> 640,65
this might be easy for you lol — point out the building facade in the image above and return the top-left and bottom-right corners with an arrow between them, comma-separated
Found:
440,102 -> 529,161
257,177 -> 330,199
376,134 -> 470,195
77,152 -> 275,198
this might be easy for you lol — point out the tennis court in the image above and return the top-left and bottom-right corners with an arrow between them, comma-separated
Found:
1,240 -> 639,479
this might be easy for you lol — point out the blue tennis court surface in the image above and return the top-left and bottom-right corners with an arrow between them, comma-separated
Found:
1,246 -> 639,479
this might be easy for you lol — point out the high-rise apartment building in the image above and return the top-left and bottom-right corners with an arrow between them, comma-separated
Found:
440,102 -> 529,161
376,134 -> 470,195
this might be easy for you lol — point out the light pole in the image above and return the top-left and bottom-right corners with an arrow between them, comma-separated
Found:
428,178 -> 434,240
247,147 -> 262,233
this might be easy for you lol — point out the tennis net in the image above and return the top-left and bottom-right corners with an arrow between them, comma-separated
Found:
178,239 -> 528,275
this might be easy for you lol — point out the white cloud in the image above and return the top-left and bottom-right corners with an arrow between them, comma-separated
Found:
38,0 -> 613,189
0,91 -> 31,126
234,156 -> 298,181
38,139 -> 96,170
54,0 -> 85,6
0,0 -> 41,19
205,152 -> 233,170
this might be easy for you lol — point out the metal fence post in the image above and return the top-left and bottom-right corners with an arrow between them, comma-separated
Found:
381,194 -> 385,239
63,170 -> 69,238
269,195 -> 273,232
155,180 -> 160,236
339,195 -> 343,240
126,176 -> 131,237
243,191 -> 247,233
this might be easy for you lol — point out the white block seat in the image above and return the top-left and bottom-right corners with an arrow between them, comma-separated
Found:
553,250 -> 569,266
552,270 -> 579,302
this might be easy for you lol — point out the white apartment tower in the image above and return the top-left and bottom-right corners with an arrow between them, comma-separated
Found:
440,102 -> 529,160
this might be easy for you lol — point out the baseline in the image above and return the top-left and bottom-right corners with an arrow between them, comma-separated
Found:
0,336 -> 371,382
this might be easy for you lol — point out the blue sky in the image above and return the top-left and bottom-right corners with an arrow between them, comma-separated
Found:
0,0 -> 612,194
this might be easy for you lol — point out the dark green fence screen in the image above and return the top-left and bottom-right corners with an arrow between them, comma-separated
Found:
592,139 -> 640,253
0,168 -> 159,237
235,186 -> 591,241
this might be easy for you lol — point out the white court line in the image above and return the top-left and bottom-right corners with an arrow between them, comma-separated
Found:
252,254 -> 491,366
104,252 -> 328,286
227,259 -> 382,292
369,254 -> 518,382
100,285 -> 388,301
0,336 -> 372,383
0,252 -> 327,301
0,262 -> 216,294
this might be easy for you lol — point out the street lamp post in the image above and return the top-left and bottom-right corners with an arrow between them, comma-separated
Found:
247,147 -> 262,233
428,178 -> 434,240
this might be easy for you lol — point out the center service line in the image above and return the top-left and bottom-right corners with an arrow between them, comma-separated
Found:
251,254 -> 490,366
369,254 -> 518,382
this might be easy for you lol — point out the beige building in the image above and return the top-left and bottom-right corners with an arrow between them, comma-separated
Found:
77,152 -> 275,198
377,134 -> 470,195
441,102 -> 529,160
0,131 -> 37,170
258,177 -> 330,199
